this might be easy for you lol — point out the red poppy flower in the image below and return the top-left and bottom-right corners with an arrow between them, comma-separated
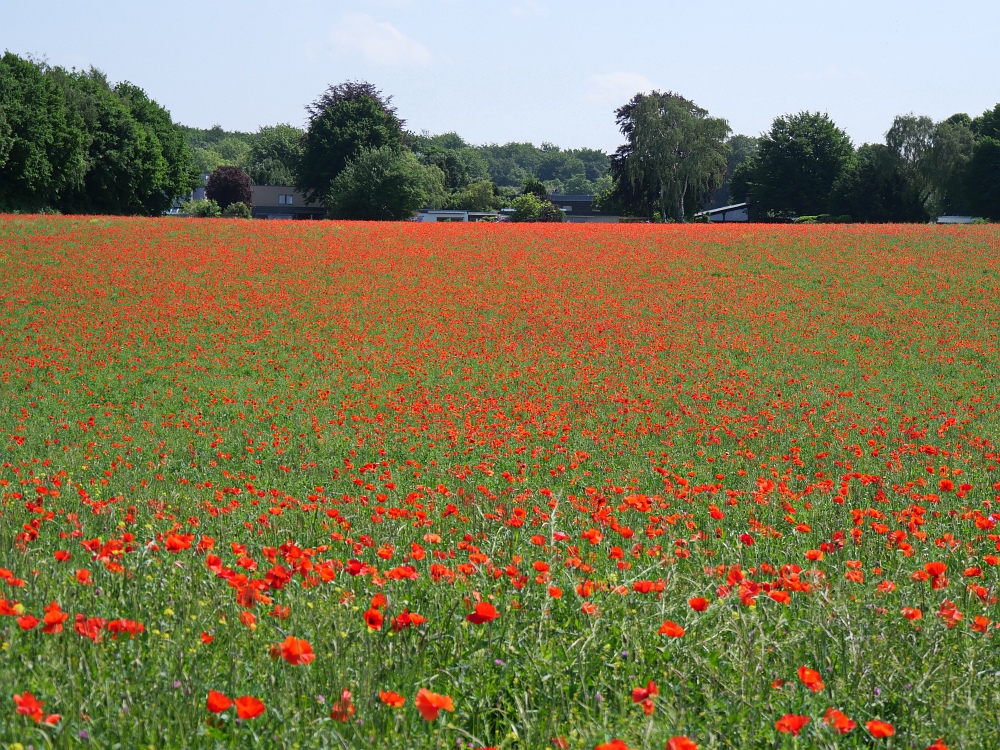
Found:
823,707 -> 856,734
379,690 -> 405,708
13,692 -> 44,722
658,620 -> 685,637
363,607 -> 384,630
278,635 -> 315,666
466,602 -> 500,625
201,631 -> 215,644
797,666 -> 824,693
329,689 -> 354,722
206,691 -> 233,713
667,738 -> 698,750
414,688 -> 454,721
17,615 -> 39,630
688,597 -> 709,612
234,695 -> 266,720
594,741 -> 630,750
925,740 -> 950,750
631,680 -> 658,703
866,720 -> 894,738
776,714 -> 810,735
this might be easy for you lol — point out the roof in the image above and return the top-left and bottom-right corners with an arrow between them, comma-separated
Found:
694,202 -> 748,217
548,195 -> 595,201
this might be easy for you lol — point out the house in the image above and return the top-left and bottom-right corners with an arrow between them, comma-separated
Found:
416,210 -> 498,222
936,215 -> 978,225
250,186 -> 326,220
693,202 -> 749,223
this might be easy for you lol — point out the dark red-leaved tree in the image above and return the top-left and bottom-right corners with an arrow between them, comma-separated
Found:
205,166 -> 253,212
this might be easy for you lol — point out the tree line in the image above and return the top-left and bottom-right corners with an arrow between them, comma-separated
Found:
0,53 -> 195,215
1,50 -> 998,221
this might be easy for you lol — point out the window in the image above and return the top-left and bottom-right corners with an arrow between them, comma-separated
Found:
286,195 -> 293,205
278,195 -> 286,205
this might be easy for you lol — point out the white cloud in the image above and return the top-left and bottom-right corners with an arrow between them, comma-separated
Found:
331,13 -> 431,66
586,72 -> 657,105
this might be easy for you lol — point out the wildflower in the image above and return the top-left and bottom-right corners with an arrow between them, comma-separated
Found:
234,696 -> 266,720
775,714 -> 810,735
688,597 -> 709,612
595,741 -> 630,750
866,720 -> 894,738
667,738 -> 698,750
329,689 -> 354,722
14,692 -> 44,722
658,620 -> 685,637
378,690 -> 405,707
823,707 -> 856,734
363,608 -> 384,630
466,602 -> 500,625
278,636 -> 315,666
206,691 -> 233,713
415,688 -> 454,721
797,666 -> 824,693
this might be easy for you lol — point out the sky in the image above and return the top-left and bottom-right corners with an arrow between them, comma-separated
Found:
5,0 -> 998,152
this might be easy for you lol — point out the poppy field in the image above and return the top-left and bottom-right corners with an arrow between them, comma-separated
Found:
2,216 -> 1000,749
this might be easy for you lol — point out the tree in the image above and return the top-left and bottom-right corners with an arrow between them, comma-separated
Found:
829,144 -> 926,222
966,136 -> 1000,220
206,166 -> 253,212
243,124 -> 303,186
325,146 -> 426,221
521,177 -> 547,199
113,82 -> 197,215
738,112 -> 853,218
708,134 -> 758,209
972,104 -> 1000,141
415,163 -> 448,209
297,81 -> 404,205
0,53 -> 85,212
610,91 -> 730,222
924,117 -> 975,215
445,181 -> 500,211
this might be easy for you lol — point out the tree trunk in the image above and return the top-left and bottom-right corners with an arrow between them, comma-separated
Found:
659,181 -> 668,223
676,177 -> 688,222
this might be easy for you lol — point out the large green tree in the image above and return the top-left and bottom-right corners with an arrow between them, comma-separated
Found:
829,144 -> 927,222
243,124 -> 302,186
297,81 -> 404,205
113,82 -> 197,215
609,91 -> 730,222
734,112 -> 853,218
0,53 -> 85,212
966,136 -> 1000,220
325,146 -> 426,221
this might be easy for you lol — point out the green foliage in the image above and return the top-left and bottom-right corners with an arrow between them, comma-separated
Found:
112,82 -> 198,215
444,181 -> 500,212
610,90 -> 731,222
0,53 -> 86,212
325,146 -> 426,221
415,146 -> 489,191
205,165 -> 253,212
829,144 -> 927,222
415,163 -> 448,209
972,103 -> 1000,141
181,198 -> 222,217
966,136 -> 1000,220
509,193 -> 544,221
739,111 -> 854,218
243,124 -> 303,186
298,81 -> 404,206
709,134 -> 758,208
509,192 -> 563,222
222,201 -> 252,219
521,177 -> 547,199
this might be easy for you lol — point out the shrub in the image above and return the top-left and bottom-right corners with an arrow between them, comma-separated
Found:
223,201 -> 252,219
182,199 -> 222,218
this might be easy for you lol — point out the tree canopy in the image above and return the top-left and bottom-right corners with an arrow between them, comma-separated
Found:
0,53 -> 194,215
734,112 -> 853,218
297,81 -> 404,205
609,91 -> 730,221
325,146 -> 426,221
205,166 -> 253,212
